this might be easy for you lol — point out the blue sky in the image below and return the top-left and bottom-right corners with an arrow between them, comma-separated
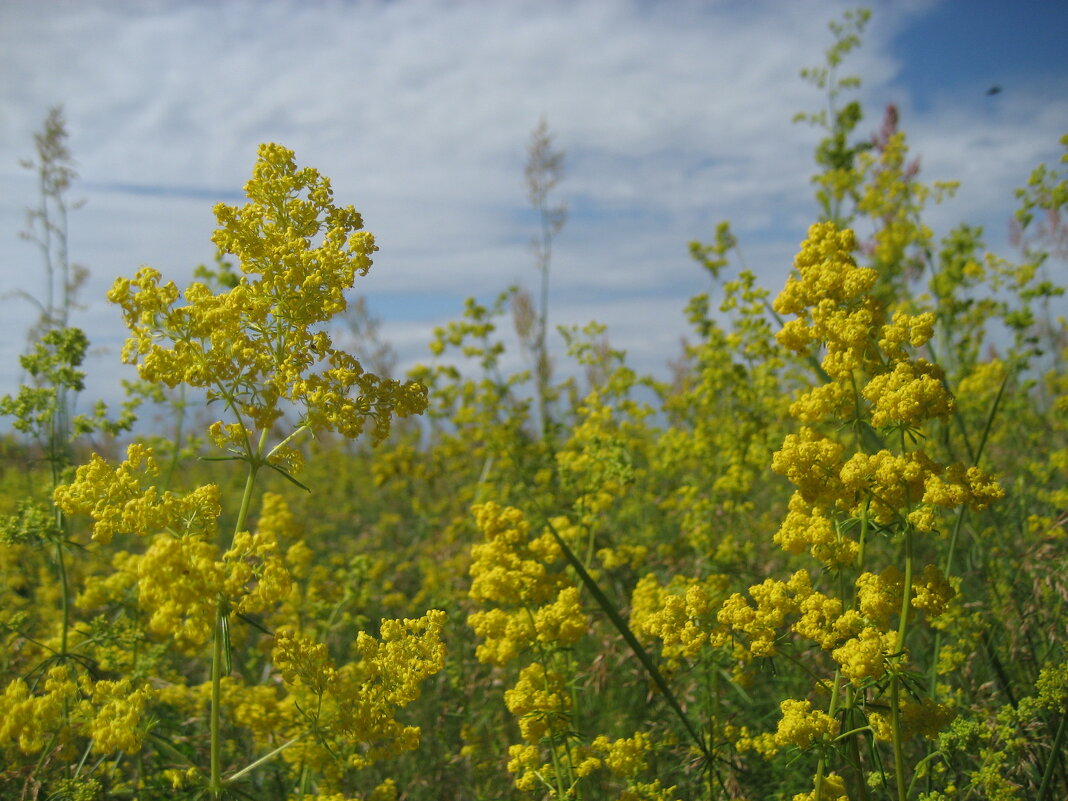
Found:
1,0 -> 1066,416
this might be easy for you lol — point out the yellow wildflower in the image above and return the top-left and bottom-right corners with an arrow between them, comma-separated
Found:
832,627 -> 898,685
108,142 -> 426,442
774,698 -> 839,749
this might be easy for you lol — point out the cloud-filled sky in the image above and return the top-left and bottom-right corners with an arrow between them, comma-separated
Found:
1,0 -> 1066,418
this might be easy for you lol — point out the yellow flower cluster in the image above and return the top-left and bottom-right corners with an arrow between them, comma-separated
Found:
718,568 -> 871,660
224,509 -> 293,616
0,666 -> 78,754
630,573 -> 730,668
503,662 -> 571,745
136,533 -> 224,649
877,310 -> 936,362
832,627 -> 899,685
774,698 -> 839,749
108,143 -> 426,442
792,771 -> 849,801
86,678 -> 153,754
53,443 -> 221,544
793,588 -> 862,651
272,610 -> 446,770
772,427 -> 847,506
72,486 -> 295,652
774,224 -> 879,377
863,359 -> 954,428
467,503 -> 588,666
273,630 -> 336,694
909,564 -> 956,619
773,492 -> 857,567
591,731 -> 653,779
867,697 -> 955,742
773,222 -> 957,437
772,420 -> 1002,549
0,666 -> 153,758
716,570 -> 811,657
855,567 -> 904,626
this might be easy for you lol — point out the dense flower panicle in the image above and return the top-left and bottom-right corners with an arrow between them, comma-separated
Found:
272,611 -> 446,770
909,564 -> 955,619
273,630 -> 338,693
793,591 -> 862,650
137,533 -> 226,649
862,359 -> 955,428
921,464 -> 1004,511
0,667 -> 153,758
630,574 -> 731,667
774,223 -> 884,379
466,607 -> 535,667
468,503 -> 563,607
773,492 -> 852,565
591,731 -> 653,779
832,626 -> 899,685
75,498 -> 296,652
856,567 -> 904,627
532,586 -> 588,646
467,503 -> 589,668
87,678 -> 153,754
503,662 -> 571,744
878,310 -> 936,360
836,448 -> 1004,532
792,772 -> 850,801
774,224 -> 876,314
354,610 -> 448,707
788,381 -> 854,424
771,427 -> 846,506
108,143 -> 427,442
775,698 -> 839,749
53,443 -> 221,544
0,667 -> 78,754
716,571 -> 812,657
839,449 -> 934,524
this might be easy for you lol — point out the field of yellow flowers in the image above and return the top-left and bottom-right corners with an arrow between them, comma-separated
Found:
1,13 -> 1066,801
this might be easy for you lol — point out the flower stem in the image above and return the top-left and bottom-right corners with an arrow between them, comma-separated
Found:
209,608 -> 225,800
890,527 -> 914,801
209,430 -> 267,799
55,537 -> 69,656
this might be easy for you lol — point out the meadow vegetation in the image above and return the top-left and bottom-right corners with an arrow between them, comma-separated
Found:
1,10 -> 1065,801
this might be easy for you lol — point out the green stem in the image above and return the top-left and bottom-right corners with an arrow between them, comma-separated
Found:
163,385 -> 187,490
890,528 -> 914,801
815,671 -> 843,801
55,537 -> 70,656
233,432 -> 268,545
225,735 -> 303,785
209,429 -> 267,799
209,609 -> 225,800
1037,711 -> 1067,801
844,686 -> 871,801
889,680 -> 906,801
708,658 -> 720,801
